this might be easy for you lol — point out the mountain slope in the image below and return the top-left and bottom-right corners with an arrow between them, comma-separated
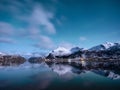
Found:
108,43 -> 120,50
51,47 -> 71,56
46,46 -> 84,59
89,42 -> 115,51
0,52 -> 6,55
70,47 -> 83,53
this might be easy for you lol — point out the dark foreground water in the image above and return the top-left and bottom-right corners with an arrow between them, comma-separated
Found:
0,62 -> 120,90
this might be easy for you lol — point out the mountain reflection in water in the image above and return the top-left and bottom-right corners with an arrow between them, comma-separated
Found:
0,61 -> 120,90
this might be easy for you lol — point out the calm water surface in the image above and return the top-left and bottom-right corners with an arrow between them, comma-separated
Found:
0,61 -> 120,90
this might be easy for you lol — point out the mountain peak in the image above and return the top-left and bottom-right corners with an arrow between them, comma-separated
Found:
70,47 -> 83,53
102,42 -> 114,49
51,47 -> 71,56
89,42 -> 115,51
0,52 -> 6,55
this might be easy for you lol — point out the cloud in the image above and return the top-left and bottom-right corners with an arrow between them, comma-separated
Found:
0,0 -> 56,34
0,0 -> 57,50
29,5 -> 56,34
33,41 -> 75,50
0,37 -> 15,44
59,42 -> 75,49
18,4 -> 56,49
23,5 -> 57,49
0,0 -> 27,15
79,37 -> 87,41
33,35 -> 55,49
0,22 -> 14,36
56,16 -> 66,26
19,4 -> 56,35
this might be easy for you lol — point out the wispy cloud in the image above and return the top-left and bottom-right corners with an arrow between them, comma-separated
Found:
26,5 -> 56,49
0,22 -> 14,36
0,0 -> 57,35
33,35 -> 55,49
56,16 -> 66,26
0,0 -> 57,50
27,5 -> 56,34
59,42 -> 74,49
0,37 -> 15,44
79,37 -> 87,41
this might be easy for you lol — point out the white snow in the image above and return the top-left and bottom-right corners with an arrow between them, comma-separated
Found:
70,47 -> 82,53
51,47 -> 71,56
0,52 -> 3,55
0,52 -> 6,55
102,42 -> 114,49
89,42 -> 115,51
51,46 -> 83,56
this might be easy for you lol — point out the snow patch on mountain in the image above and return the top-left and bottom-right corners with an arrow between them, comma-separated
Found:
0,52 -> 6,55
50,46 -> 84,56
89,42 -> 115,51
0,52 -> 3,55
102,42 -> 115,49
70,47 -> 83,53
51,47 -> 71,56
108,43 -> 120,50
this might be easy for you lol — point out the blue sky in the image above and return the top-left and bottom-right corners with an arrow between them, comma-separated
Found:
0,0 -> 120,54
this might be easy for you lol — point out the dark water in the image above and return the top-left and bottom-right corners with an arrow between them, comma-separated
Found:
0,61 -> 120,90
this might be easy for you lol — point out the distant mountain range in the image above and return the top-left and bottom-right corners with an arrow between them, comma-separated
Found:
46,42 -> 120,59
89,42 -> 119,51
51,42 -> 120,54
50,46 -> 83,56
0,52 -> 6,55
0,42 -> 120,70
0,42 -> 120,60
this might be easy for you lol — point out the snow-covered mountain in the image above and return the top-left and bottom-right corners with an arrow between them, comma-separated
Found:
50,46 -> 83,57
51,47 -> 71,56
0,52 -> 6,55
70,47 -> 83,53
108,43 -> 120,50
0,52 -> 3,55
89,42 -> 115,51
